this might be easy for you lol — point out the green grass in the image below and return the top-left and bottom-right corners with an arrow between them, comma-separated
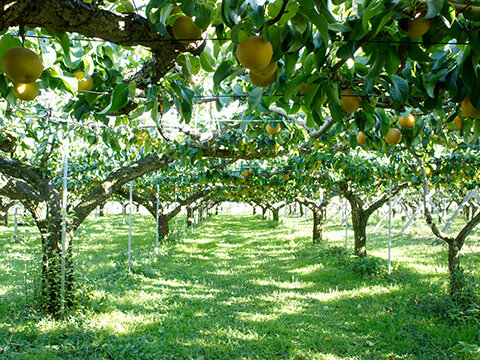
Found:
0,210 -> 479,359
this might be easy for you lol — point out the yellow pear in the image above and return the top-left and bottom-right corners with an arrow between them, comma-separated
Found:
406,14 -> 431,38
461,96 -> 480,119
2,47 -> 43,83
357,131 -> 366,144
266,123 -> 281,135
13,82 -> 39,101
236,36 -> 273,70
398,114 -> 415,128
251,61 -> 278,77
340,89 -> 362,113
74,71 -> 94,92
453,115 -> 463,131
172,16 -> 203,43
249,71 -> 276,87
384,128 -> 402,145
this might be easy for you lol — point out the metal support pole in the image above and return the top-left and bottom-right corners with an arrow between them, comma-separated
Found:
60,136 -> 69,315
14,200 -> 18,242
388,179 -> 392,275
155,184 -> 159,254
128,181 -> 133,272
344,199 -> 348,251
174,186 -> 178,241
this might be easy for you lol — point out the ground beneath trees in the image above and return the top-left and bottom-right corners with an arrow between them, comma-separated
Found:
0,213 -> 479,359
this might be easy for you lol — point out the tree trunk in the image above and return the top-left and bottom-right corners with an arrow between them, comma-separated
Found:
252,205 -> 256,215
34,202 -> 75,316
448,239 -> 463,296
0,212 -> 7,226
186,207 -> 193,227
312,207 -> 325,243
158,215 -> 170,240
262,206 -> 267,219
98,202 -> 105,216
351,207 -> 368,257
299,204 -> 304,217
215,206 -> 218,215
272,208 -> 279,222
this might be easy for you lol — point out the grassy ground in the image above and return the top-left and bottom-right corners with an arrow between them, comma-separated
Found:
0,210 -> 479,360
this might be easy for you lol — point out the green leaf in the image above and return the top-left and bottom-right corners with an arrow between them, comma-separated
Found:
391,75 -> 409,105
373,10 -> 396,36
200,46 -> 216,72
248,87 -> 263,110
213,61 -> 235,87
425,0 -> 444,19
98,83 -> 129,115
362,2 -> 383,31
195,3 -> 215,30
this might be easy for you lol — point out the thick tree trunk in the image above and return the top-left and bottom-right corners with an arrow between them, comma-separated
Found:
262,206 -> 267,219
272,208 -> 279,222
34,203 -> 75,316
252,205 -> 256,215
299,204 -> 304,217
351,207 -> 368,257
448,239 -> 462,296
312,207 -> 325,243
158,215 -> 170,240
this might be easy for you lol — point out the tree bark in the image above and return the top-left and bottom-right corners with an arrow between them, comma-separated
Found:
186,206 -> 193,227
312,207 -> 326,243
0,198 -> 15,226
448,239 -> 462,296
98,202 -> 105,216
272,208 -> 279,222
351,207 -> 368,257
157,214 -> 170,240
338,180 -> 407,257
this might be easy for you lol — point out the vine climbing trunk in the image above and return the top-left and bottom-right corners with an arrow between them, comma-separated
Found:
448,239 -> 462,296
31,194 -> 74,315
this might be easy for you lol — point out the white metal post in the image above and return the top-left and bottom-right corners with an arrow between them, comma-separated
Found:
14,200 -> 18,242
388,179 -> 392,274
344,199 -> 348,251
128,181 -> 133,272
60,136 -> 69,314
174,185 -> 178,241
155,184 -> 159,254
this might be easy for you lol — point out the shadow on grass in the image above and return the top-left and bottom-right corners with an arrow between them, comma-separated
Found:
1,215 -> 477,360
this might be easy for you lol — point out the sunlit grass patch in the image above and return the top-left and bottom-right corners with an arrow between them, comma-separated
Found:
0,212 -> 478,359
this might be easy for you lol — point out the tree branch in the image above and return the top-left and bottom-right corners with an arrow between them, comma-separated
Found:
268,105 -> 334,139
411,150 -> 454,243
